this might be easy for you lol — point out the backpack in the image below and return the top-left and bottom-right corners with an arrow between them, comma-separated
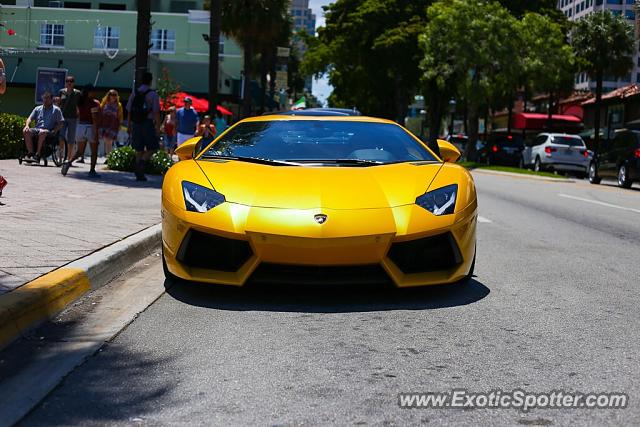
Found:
130,89 -> 152,123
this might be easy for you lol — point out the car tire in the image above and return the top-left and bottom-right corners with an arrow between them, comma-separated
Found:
458,251 -> 476,285
617,163 -> 633,189
534,156 -> 543,172
162,247 -> 180,283
588,161 -> 601,185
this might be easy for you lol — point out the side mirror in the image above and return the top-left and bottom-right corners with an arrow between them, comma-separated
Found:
436,139 -> 461,163
174,137 -> 201,161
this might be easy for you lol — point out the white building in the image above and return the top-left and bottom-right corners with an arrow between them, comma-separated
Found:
289,0 -> 316,91
558,0 -> 638,93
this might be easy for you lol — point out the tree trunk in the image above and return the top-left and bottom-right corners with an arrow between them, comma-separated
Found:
208,0 -> 221,116
463,100 -> 468,134
134,0 -> 151,87
464,104 -> 479,162
258,51 -> 268,115
506,97 -> 513,135
594,68 -> 603,155
241,44 -> 253,118
547,91 -> 554,131
393,75 -> 407,124
426,81 -> 442,157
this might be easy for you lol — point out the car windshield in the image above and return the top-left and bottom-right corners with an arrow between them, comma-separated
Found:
199,120 -> 437,165
552,136 -> 584,147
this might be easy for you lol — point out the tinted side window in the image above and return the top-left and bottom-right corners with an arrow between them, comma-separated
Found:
533,135 -> 547,146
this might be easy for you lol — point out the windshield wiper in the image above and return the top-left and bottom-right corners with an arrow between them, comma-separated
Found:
199,154 -> 301,166
285,158 -> 385,166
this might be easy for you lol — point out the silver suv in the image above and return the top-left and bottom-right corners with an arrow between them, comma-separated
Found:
520,133 -> 590,177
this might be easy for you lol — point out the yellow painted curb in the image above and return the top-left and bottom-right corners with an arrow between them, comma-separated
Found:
0,268 -> 90,349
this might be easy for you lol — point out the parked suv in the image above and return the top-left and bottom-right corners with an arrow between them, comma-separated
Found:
521,133 -> 590,177
482,132 -> 524,166
589,130 -> 640,188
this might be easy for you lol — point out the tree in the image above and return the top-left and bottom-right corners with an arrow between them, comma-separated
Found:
420,0 -> 519,157
219,0 -> 290,118
571,11 -> 634,153
207,0 -> 221,116
519,13 -> 576,130
302,0 -> 431,122
156,67 -> 181,109
134,0 -> 151,86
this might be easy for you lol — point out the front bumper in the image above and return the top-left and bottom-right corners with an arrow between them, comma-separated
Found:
162,198 -> 477,288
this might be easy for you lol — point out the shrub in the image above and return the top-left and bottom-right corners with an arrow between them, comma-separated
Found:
106,145 -> 136,172
0,113 -> 27,159
147,150 -> 174,175
106,146 -> 174,175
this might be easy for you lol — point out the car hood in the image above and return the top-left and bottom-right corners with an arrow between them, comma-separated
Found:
195,160 -> 444,209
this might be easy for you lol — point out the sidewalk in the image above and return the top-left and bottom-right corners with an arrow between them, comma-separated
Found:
0,158 -> 161,294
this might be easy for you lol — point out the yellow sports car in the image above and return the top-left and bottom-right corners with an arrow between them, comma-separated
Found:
161,110 -> 477,287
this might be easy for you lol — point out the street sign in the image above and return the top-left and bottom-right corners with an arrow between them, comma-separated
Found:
277,47 -> 290,58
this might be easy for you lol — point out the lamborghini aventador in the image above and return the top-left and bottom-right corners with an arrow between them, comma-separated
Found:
161,112 -> 477,287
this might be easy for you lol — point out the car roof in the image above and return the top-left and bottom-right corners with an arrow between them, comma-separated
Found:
263,108 -> 362,117
241,114 -> 395,125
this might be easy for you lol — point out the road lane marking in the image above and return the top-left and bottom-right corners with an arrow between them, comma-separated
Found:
478,216 -> 492,223
558,193 -> 640,214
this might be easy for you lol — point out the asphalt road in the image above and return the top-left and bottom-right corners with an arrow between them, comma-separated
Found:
12,171 -> 640,426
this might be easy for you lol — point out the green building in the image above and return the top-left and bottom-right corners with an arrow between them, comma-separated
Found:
0,1 -> 243,116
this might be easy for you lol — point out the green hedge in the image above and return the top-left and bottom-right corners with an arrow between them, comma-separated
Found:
106,146 -> 174,175
0,113 -> 27,159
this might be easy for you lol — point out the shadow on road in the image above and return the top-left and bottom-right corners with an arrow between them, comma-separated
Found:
63,168 -> 164,189
165,278 -> 490,313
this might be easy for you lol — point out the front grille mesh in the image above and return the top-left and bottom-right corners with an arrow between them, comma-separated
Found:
387,232 -> 462,274
177,229 -> 253,272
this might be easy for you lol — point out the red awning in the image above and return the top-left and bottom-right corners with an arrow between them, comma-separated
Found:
162,92 -> 233,115
512,113 -> 581,130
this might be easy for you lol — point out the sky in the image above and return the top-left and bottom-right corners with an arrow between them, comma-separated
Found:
309,0 -> 333,106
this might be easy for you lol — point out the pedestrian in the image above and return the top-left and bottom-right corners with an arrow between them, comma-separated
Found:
162,106 -> 177,155
61,84 -> 101,177
196,115 -> 216,140
126,71 -> 161,181
22,91 -> 64,163
99,89 -> 123,157
176,97 -> 199,146
0,57 -> 6,95
214,110 -> 228,136
58,75 -> 81,163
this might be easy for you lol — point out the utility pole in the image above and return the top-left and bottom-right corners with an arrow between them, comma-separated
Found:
208,0 -> 221,116
135,0 -> 151,87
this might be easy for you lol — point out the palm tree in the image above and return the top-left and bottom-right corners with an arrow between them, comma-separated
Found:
571,11 -> 634,153
221,0 -> 290,118
207,0 -> 221,117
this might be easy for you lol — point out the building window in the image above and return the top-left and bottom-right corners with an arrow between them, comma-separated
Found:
94,26 -> 120,49
595,0 -> 603,5
99,3 -> 126,10
39,23 -> 64,47
625,10 -> 635,20
151,29 -> 175,53
636,73 -> 640,83
170,1 -> 196,13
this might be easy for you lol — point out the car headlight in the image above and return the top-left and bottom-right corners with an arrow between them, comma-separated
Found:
182,181 -> 225,213
416,184 -> 457,216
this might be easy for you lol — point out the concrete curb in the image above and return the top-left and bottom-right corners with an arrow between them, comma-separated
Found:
0,223 -> 161,351
471,168 -> 575,183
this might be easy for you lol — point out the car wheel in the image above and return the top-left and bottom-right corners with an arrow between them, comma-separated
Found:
458,252 -> 476,285
534,156 -> 543,172
588,161 -> 601,184
617,163 -> 633,189
162,247 -> 180,283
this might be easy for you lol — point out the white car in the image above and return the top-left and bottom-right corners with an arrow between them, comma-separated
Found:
520,133 -> 591,177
